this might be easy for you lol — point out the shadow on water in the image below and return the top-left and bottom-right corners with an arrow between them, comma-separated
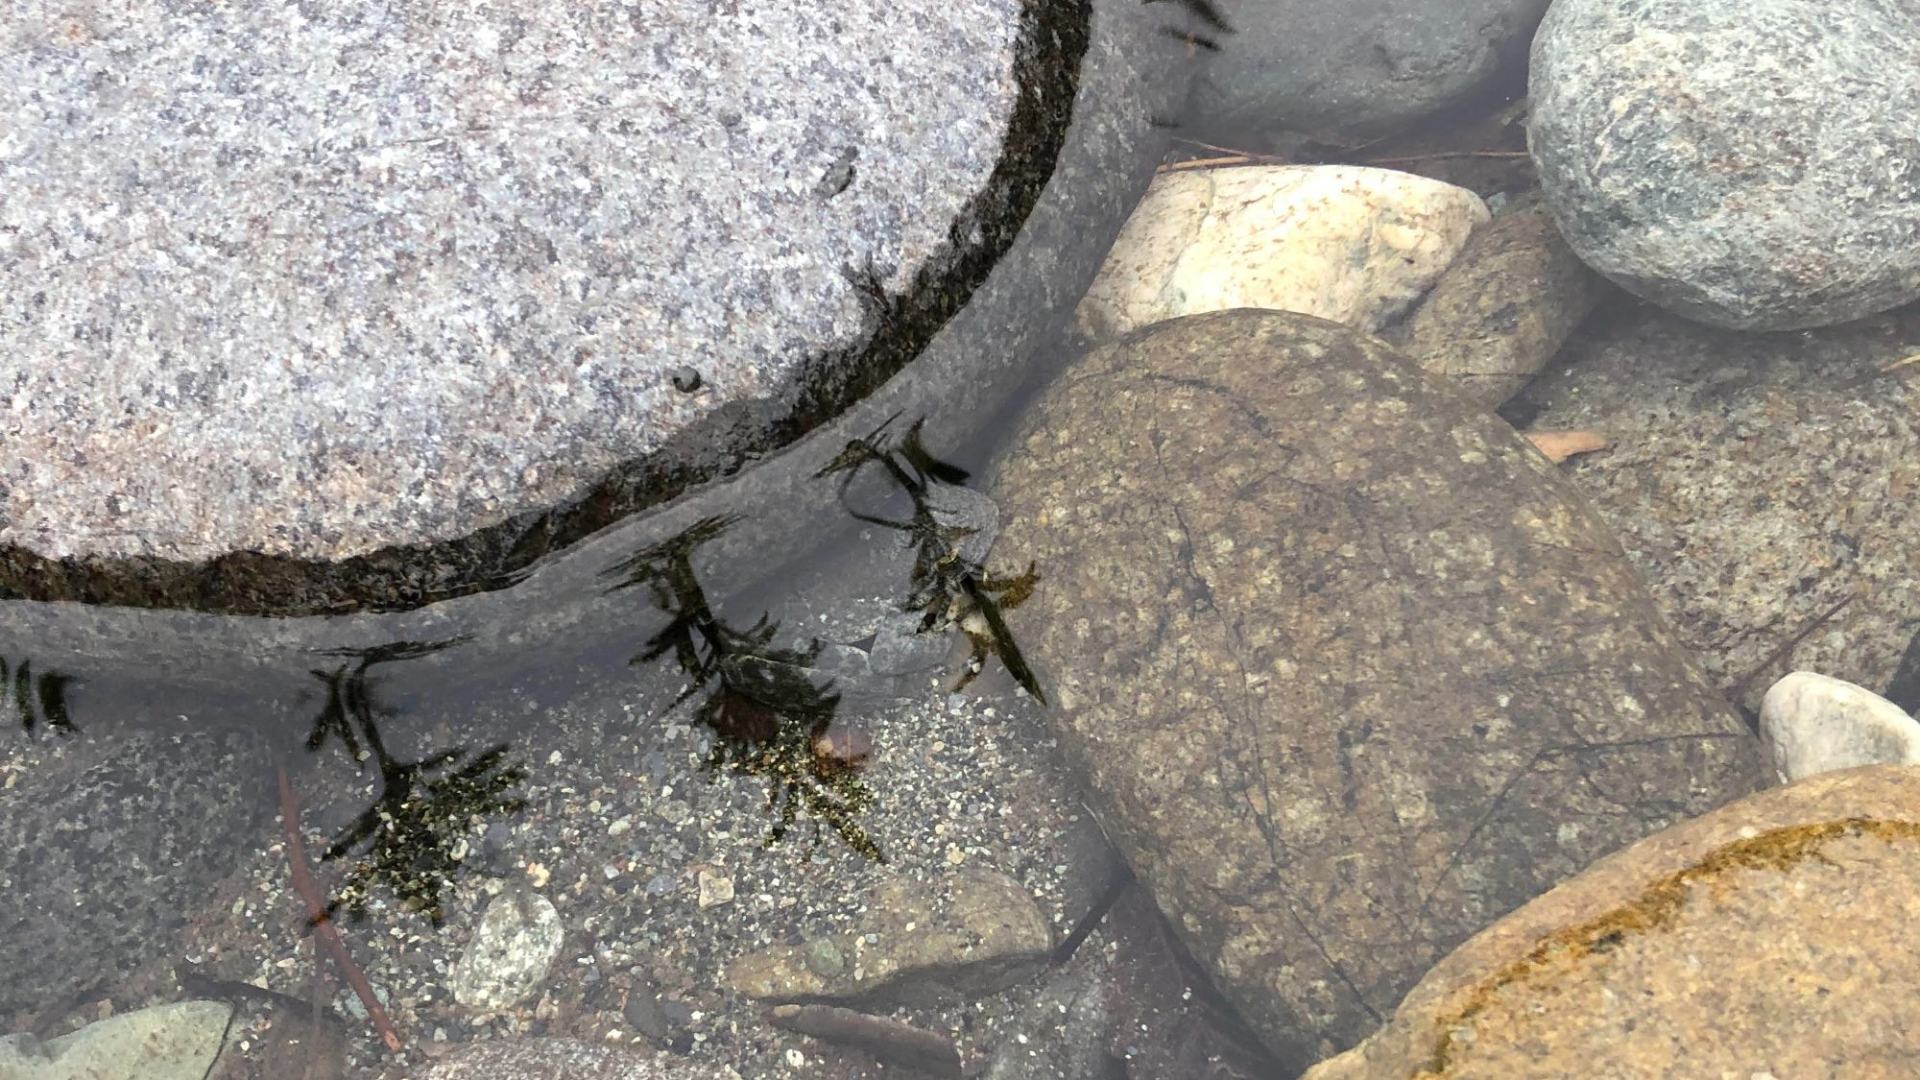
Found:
1,655 -> 76,738
300,639 -> 526,926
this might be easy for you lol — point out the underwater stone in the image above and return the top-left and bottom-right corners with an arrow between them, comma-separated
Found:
0,1000 -> 232,1080
1529,0 -> 1920,330
0,723 -> 270,1025
0,0 -> 1059,604
1760,671 -> 1920,782
1304,766 -> 1920,1079
450,884 -> 565,1011
990,309 -> 1772,1070
724,868 -> 1051,1007
419,1037 -> 739,1080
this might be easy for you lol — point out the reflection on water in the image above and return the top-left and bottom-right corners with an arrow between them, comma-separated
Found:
607,514 -> 884,860
302,639 -> 526,926
819,413 -> 1046,703
1,655 -> 75,739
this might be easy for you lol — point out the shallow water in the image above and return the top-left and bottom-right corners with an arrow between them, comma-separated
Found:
9,1 -> 1910,1078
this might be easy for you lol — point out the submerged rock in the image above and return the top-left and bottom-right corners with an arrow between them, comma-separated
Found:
1514,302 -> 1920,715
1077,166 -> 1486,340
1305,766 -> 1920,1079
1385,194 -> 1606,408
990,309 -> 1771,1069
1760,671 -> 1920,782
450,884 -> 565,1010
0,724 -> 270,1024
1529,0 -> 1920,329
0,1000 -> 232,1080
724,869 -> 1051,1007
1185,0 -> 1549,141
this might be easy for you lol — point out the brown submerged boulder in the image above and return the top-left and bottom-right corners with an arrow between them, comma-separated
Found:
987,309 -> 1772,1070
1306,765 -> 1920,1079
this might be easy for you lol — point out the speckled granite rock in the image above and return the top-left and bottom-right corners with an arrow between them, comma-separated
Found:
1185,0 -> 1549,140
0,723 -> 270,1024
0,1001 -> 231,1080
724,868 -> 1052,1007
1761,672 -> 1920,782
419,1037 -> 739,1080
1304,766 -> 1920,1080
1529,0 -> 1920,330
989,310 -> 1772,1071
1512,302 -> 1920,715
1384,194 -> 1606,408
1076,166 -> 1486,340
0,0 -> 1180,615
450,884 -> 565,1010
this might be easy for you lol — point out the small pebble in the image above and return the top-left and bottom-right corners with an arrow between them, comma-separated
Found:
698,870 -> 736,909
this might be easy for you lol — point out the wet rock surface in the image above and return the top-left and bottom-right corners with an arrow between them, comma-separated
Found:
1384,194 -> 1606,408
990,309 -> 1772,1069
1186,0 -> 1549,141
0,1000 -> 232,1080
1077,165 -> 1486,341
1760,671 -> 1920,782
724,868 -> 1053,1007
0,0 -> 1186,617
1529,0 -> 1920,330
0,0 -> 1027,565
1305,765 -> 1920,1079
1513,302 -> 1920,715
0,721 -> 270,1024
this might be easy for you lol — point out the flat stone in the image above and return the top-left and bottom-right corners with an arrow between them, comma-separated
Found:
1185,0 -> 1549,141
419,1037 -> 738,1080
0,0 -> 1078,599
0,1001 -> 231,1080
1077,166 -> 1486,340
0,722 -> 270,1024
989,309 -> 1772,1070
724,868 -> 1052,1008
1529,0 -> 1920,330
1384,194 -> 1606,408
1512,303 -> 1920,715
1305,766 -> 1920,1079
1760,671 -> 1920,782
983,966 -> 1115,1080
450,884 -> 565,1010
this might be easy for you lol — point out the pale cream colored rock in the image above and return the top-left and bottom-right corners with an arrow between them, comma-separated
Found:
1076,165 -> 1488,340
1760,670 -> 1920,781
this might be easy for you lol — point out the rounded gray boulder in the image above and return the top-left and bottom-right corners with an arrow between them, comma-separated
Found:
1529,0 -> 1920,330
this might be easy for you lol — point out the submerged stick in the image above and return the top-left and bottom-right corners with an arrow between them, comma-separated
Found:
276,761 -> 405,1054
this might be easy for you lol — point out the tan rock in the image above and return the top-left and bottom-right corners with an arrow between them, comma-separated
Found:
1305,765 -> 1920,1079
1385,195 -> 1608,408
1075,165 -> 1487,340
724,869 -> 1050,1007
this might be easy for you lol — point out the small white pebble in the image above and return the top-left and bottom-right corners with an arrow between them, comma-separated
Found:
786,1049 -> 807,1067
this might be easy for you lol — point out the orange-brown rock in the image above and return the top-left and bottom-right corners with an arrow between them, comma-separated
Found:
1306,765 -> 1920,1079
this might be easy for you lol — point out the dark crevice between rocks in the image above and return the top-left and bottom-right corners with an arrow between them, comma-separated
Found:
0,0 -> 1091,617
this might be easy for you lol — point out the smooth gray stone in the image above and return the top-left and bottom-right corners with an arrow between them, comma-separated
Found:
1529,0 -> 1920,330
1760,671 -> 1920,782
0,1001 -> 232,1080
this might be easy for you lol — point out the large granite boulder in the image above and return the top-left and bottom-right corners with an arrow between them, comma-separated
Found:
1529,0 -> 1920,330
0,721 -> 270,1024
0,0 -> 1188,615
1185,0 -> 1549,141
988,310 -> 1772,1069
1513,301 -> 1920,716
1306,766 -> 1920,1079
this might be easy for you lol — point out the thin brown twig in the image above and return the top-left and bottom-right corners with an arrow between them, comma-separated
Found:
1156,154 -> 1282,174
276,761 -> 405,1054
1722,594 -> 1855,705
